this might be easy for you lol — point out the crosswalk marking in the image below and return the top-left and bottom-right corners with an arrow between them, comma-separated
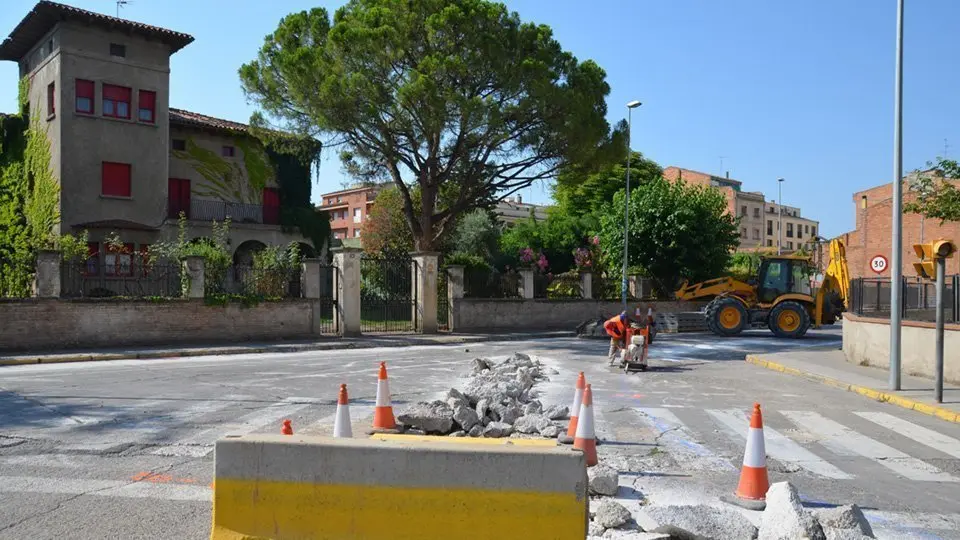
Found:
635,408 -> 736,472
781,411 -> 957,483
151,398 -> 313,457
854,411 -> 960,460
706,409 -> 852,480
0,476 -> 210,501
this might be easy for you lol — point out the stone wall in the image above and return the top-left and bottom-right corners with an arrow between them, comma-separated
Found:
450,299 -> 707,332
0,299 -> 320,352
842,313 -> 960,384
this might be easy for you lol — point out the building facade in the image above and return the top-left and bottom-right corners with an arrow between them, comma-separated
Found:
839,174 -> 960,279
319,185 -> 381,241
663,166 -> 819,253
0,1 -> 318,271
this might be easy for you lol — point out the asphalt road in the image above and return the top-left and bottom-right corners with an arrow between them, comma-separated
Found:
1,328 -> 958,539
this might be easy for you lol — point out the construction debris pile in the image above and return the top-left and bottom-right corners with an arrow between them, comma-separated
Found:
396,353 -> 569,438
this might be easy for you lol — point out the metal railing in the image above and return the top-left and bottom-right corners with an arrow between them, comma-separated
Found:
850,276 -> 959,324
170,199 -> 280,225
61,261 -> 182,298
463,268 -> 521,299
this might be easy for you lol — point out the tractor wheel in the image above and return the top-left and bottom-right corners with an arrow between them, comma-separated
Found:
769,301 -> 811,338
705,297 -> 748,337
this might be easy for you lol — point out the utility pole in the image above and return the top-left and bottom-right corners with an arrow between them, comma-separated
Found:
622,100 -> 642,311
889,0 -> 905,391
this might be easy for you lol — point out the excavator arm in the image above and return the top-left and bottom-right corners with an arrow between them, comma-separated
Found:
813,238 -> 850,326
675,276 -> 756,303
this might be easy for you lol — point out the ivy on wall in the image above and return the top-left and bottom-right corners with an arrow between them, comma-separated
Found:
0,77 -> 63,297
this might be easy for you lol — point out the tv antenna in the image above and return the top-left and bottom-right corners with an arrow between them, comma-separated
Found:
719,156 -> 728,174
944,138 -> 950,159
116,0 -> 131,17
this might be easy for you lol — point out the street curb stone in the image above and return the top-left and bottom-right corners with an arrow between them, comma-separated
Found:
0,332 -> 571,367
745,354 -> 959,424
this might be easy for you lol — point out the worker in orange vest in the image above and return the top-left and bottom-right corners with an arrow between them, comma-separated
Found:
604,311 -> 630,365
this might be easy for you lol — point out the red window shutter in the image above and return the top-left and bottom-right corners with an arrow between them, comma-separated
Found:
76,79 -> 94,113
168,178 -> 190,218
138,90 -> 156,123
102,162 -> 132,197
262,187 -> 280,225
103,84 -> 130,102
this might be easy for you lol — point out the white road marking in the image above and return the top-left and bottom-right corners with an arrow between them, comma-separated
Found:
635,408 -> 735,472
854,411 -> 960,459
781,411 -> 957,482
150,398 -> 312,457
862,510 -> 960,531
0,476 -> 210,501
707,409 -> 852,480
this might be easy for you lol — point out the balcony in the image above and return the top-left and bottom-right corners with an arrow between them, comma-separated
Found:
168,199 -> 280,225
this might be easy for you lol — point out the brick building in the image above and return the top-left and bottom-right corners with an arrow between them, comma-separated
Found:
839,173 -> 960,279
663,166 -> 818,252
0,1 -> 319,271
319,185 -> 381,241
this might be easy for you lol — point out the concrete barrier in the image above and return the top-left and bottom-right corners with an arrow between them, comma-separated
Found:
211,434 -> 588,539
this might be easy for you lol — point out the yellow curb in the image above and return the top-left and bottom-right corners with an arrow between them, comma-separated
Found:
369,433 -> 557,447
745,354 -> 960,424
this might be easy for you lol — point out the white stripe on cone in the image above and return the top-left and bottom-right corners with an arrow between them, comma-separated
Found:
743,427 -> 766,468
333,402 -> 352,438
574,401 -> 595,440
569,388 -> 583,419
376,379 -> 390,407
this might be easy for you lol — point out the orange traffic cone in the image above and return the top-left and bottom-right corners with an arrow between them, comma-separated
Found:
559,372 -> 586,445
281,419 -> 293,435
573,384 -> 598,467
372,362 -> 397,431
333,384 -> 353,438
723,403 -> 770,510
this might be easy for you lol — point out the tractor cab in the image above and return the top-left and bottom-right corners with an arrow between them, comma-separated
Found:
756,256 -> 814,305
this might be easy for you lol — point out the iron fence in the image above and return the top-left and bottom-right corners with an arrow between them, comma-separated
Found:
360,255 -> 417,332
850,276 -> 959,324
175,199 -> 280,225
438,269 -> 449,332
543,273 -> 582,299
315,264 -> 337,334
61,260 -> 182,298
462,268 -> 520,298
212,264 -> 302,298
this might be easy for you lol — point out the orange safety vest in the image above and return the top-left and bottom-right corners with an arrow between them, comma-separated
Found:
603,315 -> 626,339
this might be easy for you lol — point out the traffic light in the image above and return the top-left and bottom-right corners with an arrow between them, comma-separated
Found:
912,239 -> 957,280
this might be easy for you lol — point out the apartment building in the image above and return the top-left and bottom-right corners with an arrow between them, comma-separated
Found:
495,195 -> 549,226
839,173 -> 960,279
0,1 -> 317,270
319,185 -> 382,240
663,166 -> 819,253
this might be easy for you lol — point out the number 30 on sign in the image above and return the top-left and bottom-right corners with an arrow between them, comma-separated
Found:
870,255 -> 888,274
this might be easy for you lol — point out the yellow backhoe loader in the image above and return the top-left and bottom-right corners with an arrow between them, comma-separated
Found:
674,239 -> 850,338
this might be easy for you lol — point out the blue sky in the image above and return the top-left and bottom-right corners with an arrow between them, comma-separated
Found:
2,0 -> 958,238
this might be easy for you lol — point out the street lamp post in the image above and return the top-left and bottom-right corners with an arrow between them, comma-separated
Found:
889,0 -> 905,391
777,178 -> 785,255
622,100 -> 642,311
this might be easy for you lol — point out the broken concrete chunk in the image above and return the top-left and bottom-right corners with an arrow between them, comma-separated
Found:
588,520 -> 605,537
522,401 -> 543,415
539,424 -> 562,438
475,398 -> 490,420
446,388 -> 469,408
452,405 -> 480,432
594,499 -> 631,529
513,414 -> 546,434
759,482 -> 825,540
637,504 -> 758,540
448,430 -> 466,437
396,400 -> 454,434
814,505 -> 874,538
493,403 -> 521,425
542,404 -> 569,420
482,421 -> 514,438
467,424 -> 483,437
470,357 -> 492,374
587,464 -> 619,496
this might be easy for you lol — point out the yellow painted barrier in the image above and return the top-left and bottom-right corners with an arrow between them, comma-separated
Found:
369,432 -> 557,447
211,434 -> 588,539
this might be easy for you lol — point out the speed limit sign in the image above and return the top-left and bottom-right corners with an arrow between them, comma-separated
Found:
870,254 -> 888,274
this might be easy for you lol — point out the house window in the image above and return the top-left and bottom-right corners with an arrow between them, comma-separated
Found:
84,242 -> 100,275
753,207 -> 760,218
168,178 -> 191,218
221,146 -> 235,157
805,224 -> 810,234
337,197 -> 342,203
353,208 -> 361,223
172,139 -> 186,151
786,223 -> 794,238
105,243 -> 134,276
740,205 -> 747,217
797,227 -> 803,239
741,228 -> 748,239
753,229 -> 761,240
138,90 -> 155,123
766,220 -> 773,235
811,226 -> 817,237
109,43 -> 126,57
354,228 -> 361,238
46,82 -> 55,117
102,162 -> 132,197
75,79 -> 94,113
766,239 -> 773,247
102,84 -> 131,119
787,241 -> 794,250
262,187 -> 280,225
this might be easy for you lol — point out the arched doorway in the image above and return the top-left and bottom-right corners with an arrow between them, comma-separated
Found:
233,240 -> 267,266
297,242 -> 317,259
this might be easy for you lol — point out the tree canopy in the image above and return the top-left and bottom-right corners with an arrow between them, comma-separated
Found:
904,158 -> 960,223
553,150 -> 661,228
239,0 -> 617,251
360,185 -> 415,255
598,177 -> 740,295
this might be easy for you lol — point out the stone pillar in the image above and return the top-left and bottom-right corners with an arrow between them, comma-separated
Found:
333,247 -> 362,337
411,252 -> 440,334
182,256 -> 205,299
301,259 -> 321,299
519,269 -> 535,299
446,265 -> 465,332
580,271 -> 593,300
628,275 -> 643,299
33,250 -> 61,298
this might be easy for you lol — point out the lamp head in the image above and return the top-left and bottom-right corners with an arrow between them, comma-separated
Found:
627,100 -> 642,109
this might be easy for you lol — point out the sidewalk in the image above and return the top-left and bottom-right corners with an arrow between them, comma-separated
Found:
746,349 -> 960,423
0,331 -> 571,367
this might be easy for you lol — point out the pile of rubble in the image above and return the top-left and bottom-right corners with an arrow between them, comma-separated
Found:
585,476 -> 876,540
395,353 -> 569,438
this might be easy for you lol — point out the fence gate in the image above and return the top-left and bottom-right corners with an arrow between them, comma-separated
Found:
317,263 -> 337,334
438,269 -> 449,332
360,255 -> 417,333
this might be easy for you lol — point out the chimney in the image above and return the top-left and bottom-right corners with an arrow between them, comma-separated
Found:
517,195 -> 522,204
726,171 -> 730,179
